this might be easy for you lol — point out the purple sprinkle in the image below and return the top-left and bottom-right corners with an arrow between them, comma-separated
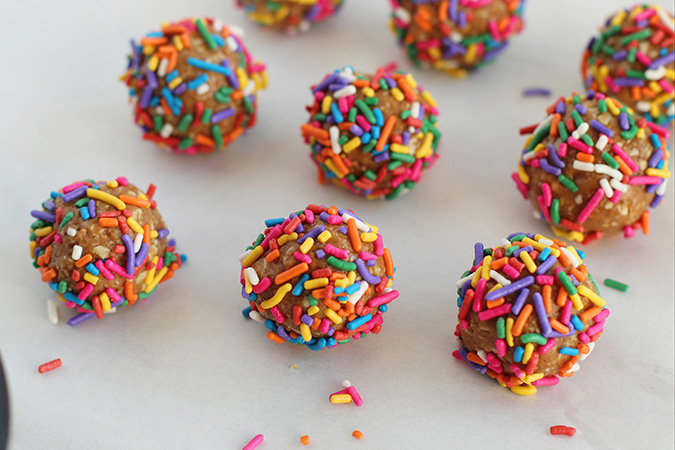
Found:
513,246 -> 533,257
135,243 -> 149,267
140,86 -> 153,109
649,51 -> 675,70
366,259 -> 377,267
612,49 -> 627,61
315,249 -> 326,259
460,279 -> 472,297
485,276 -> 535,301
172,83 -> 188,96
540,159 -> 562,176
121,234 -> 135,275
43,200 -> 56,212
533,292 -> 553,335
589,119 -> 614,137
312,72 -> 339,93
536,254 -> 557,275
350,124 -> 364,137
650,194 -> 664,208
402,131 -> 411,145
67,312 -> 95,326
555,101 -> 566,115
574,103 -> 588,114
648,149 -> 664,168
146,66 -> 158,88
211,108 -> 235,124
373,151 -> 389,163
619,113 -> 630,131
88,199 -> 96,219
483,43 -> 508,61
276,326 -> 291,340
338,226 -> 347,234
31,210 -> 55,223
62,186 -> 88,203
297,225 -> 325,244
301,314 -> 314,327
523,87 -> 552,97
614,77 -> 644,87
548,144 -> 566,169
157,229 -> 170,239
168,238 -> 176,247
512,288 -> 530,316
569,274 -> 580,286
355,259 -> 381,285
319,212 -> 329,222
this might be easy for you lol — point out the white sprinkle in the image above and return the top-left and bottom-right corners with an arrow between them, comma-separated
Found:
572,122 -> 589,139
245,267 -> 260,286
560,247 -> 580,268
157,58 -> 169,77
154,106 -> 165,116
248,311 -> 265,323
238,249 -> 253,263
595,164 -> 623,180
67,227 -> 77,237
104,307 -> 117,314
636,100 -> 651,112
229,25 -> 245,38
243,81 -> 255,96
476,350 -> 488,364
489,270 -> 511,286
667,103 -> 675,116
609,178 -> 628,193
348,281 -> 368,304
599,178 -> 614,198
645,65 -> 666,80
212,19 -> 224,33
537,237 -> 554,246
341,379 -> 352,388
579,342 -> 595,361
565,363 -> 581,374
393,7 -> 411,23
160,123 -> 174,139
72,245 -> 83,260
410,102 -> 421,119
657,178 -> 668,195
334,85 -> 357,99
298,21 -> 311,33
330,126 -> 341,154
341,213 -> 369,232
47,299 -> 58,325
531,114 -> 554,140
595,135 -> 609,151
533,210 -> 541,220
455,273 -> 475,289
196,83 -> 210,95
226,36 -> 239,52
499,238 -> 512,248
133,233 -> 144,253
339,66 -> 356,82
450,31 -> 463,43
573,160 -> 595,172
522,150 -> 537,162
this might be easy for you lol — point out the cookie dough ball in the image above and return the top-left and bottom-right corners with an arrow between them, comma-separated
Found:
239,204 -> 397,351
390,0 -> 525,77
123,17 -> 268,155
454,233 -> 609,395
236,0 -> 345,33
30,177 -> 184,323
513,91 -> 671,244
581,5 -> 675,126
301,65 -> 441,200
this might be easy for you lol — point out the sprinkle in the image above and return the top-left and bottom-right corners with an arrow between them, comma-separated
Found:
242,434 -> 264,450
300,435 -> 310,445
38,358 -> 62,374
550,426 -> 577,437
603,278 -> 628,292
352,430 -> 364,440
523,88 -> 552,97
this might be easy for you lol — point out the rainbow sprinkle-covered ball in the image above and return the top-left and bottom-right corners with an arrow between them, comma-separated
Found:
239,205 -> 397,351
513,91 -> 671,244
390,0 -> 525,77
30,178 -> 184,325
301,65 -> 441,200
581,4 -> 675,126
236,0 -> 345,33
454,233 -> 609,395
123,17 -> 268,155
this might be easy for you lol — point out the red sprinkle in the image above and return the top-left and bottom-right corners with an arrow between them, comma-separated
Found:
550,425 -> 576,436
38,358 -> 62,374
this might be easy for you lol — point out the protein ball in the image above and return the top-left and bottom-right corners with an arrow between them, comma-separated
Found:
454,233 -> 609,395
513,91 -> 671,244
239,204 -> 397,351
30,178 -> 184,324
390,0 -> 525,77
581,4 -> 675,126
236,0 -> 345,34
123,17 -> 268,155
301,65 -> 441,200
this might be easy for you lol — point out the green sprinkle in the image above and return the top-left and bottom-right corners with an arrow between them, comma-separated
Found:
390,152 -> 416,163
58,281 -> 68,294
510,234 -> 526,242
462,34 -> 490,45
195,18 -> 218,50
558,174 -> 579,192
604,278 -> 629,292
401,110 -> 411,120
379,79 -> 389,90
138,292 -> 151,300
153,115 -> 163,133
572,94 -> 581,105
30,220 -> 44,230
601,25 -> 621,39
327,256 -> 356,272
308,295 -> 318,307
201,108 -> 213,125
619,29 -> 652,46
496,317 -> 506,339
557,271 -> 578,296
74,198 -> 89,208
212,125 -> 223,149
355,99 -> 376,124
177,114 -> 194,133
338,135 -> 349,145
312,113 -> 327,122
620,125 -> 638,140
600,44 -> 616,56
558,122 -> 569,142
243,96 -> 254,114
59,212 -> 74,228
601,152 -> 620,169
365,97 -> 378,106
483,248 -> 493,257
527,125 -> 551,151
214,91 -> 231,103
598,99 -> 607,113
347,107 -> 357,123
581,134 -> 594,147
385,184 -> 405,200
627,47 -> 637,63
521,333 -> 548,345
505,245 -> 519,257
570,110 -> 584,127
626,70 -> 646,80
387,161 -> 402,171
362,140 -> 377,153
364,170 -> 377,181
178,137 -> 193,150
551,198 -> 561,225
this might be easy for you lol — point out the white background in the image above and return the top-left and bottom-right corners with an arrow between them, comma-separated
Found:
0,1 -> 673,449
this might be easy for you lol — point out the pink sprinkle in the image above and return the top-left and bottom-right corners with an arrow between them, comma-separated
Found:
417,38 -> 441,50
636,51 -> 652,66
356,115 -> 372,132
610,190 -> 622,204
293,251 -> 312,264
558,143 -> 568,157
64,301 -> 76,308
77,283 -> 94,301
537,195 -> 552,222
260,225 -> 282,250
62,182 -> 84,193
496,339 -> 507,357
96,260 -> 115,281
358,251 -> 377,261
54,235 -> 63,244
304,209 -> 314,224
510,364 -> 524,379
269,306 -> 286,324
536,275 -> 554,285
604,76 -> 620,93
337,97 -> 349,114
116,177 -> 129,186
488,20 -> 500,41
374,234 -> 384,256
324,244 -> 349,260
326,214 -> 342,225
594,309 -> 610,322
477,303 -> 512,321
624,225 -> 636,238
633,8 -> 656,22
539,338 -> 557,354
658,78 -> 674,94
242,434 -> 264,450
319,318 -> 331,334
628,176 -> 662,185
579,332 -> 590,343
367,290 -> 399,308
587,323 -> 604,336
647,121 -> 671,139
253,277 -> 272,294
611,144 -> 639,172
503,264 -> 520,279
106,287 -> 121,302
532,376 -> 559,386
473,278 -> 486,312
577,188 -> 604,223
567,137 -> 593,154
460,319 -> 469,330
347,386 -> 363,406
561,300 -> 572,325
541,183 -> 552,207
512,173 -> 529,200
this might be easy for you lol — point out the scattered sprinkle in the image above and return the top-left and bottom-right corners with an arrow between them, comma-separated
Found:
550,425 -> 577,437
242,434 -> 264,450
300,435 -> 310,445
523,88 -> 552,97
604,278 -> 629,292
38,358 -> 62,374
47,299 -> 59,325
352,430 -> 364,440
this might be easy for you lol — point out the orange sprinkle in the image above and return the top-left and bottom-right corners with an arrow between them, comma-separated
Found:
41,268 -> 57,282
347,218 -> 362,252
119,195 -> 150,208
542,285 -> 552,313
311,318 -> 321,330
232,90 -> 244,101
550,113 -> 561,137
397,77 -> 417,101
312,288 -> 326,299
338,122 -> 355,132
323,298 -> 341,311
376,116 -> 396,151
329,273 -> 346,281
352,430 -> 364,440
512,304 -> 533,336
549,318 -> 570,334
327,206 -> 338,215
267,331 -> 285,344
490,257 -> 509,271
641,211 -> 650,235
75,254 -> 92,268
341,302 -> 355,316
614,155 -> 633,175
124,281 -> 138,304
438,1 -> 449,21
579,306 -> 602,323
466,352 -> 487,366
556,288 -> 568,308
557,250 -> 571,268
383,248 -> 394,277
300,435 -> 310,445
98,217 -> 118,227
352,79 -> 369,88
266,249 -> 280,263
140,37 -> 168,46
161,25 -> 187,35
630,85 -> 641,101
331,154 -> 350,177
274,263 -> 309,285
180,33 -> 191,49
143,224 -> 151,244
194,134 -> 216,148
486,298 -> 505,309
301,124 -> 329,140
570,267 -> 587,282
576,152 -> 595,163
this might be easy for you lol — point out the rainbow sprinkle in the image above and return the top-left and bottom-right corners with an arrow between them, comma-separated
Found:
30,178 -> 184,325
123,17 -> 268,155
513,91 -> 671,244
390,0 -> 526,77
582,4 -> 675,126
302,64 -> 441,200
454,233 -> 609,395
240,204 -> 397,351
236,0 -> 345,33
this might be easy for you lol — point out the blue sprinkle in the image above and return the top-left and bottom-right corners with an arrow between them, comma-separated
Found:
538,247 -> 551,261
292,274 -> 310,296
513,346 -> 524,363
241,306 -> 252,318
264,217 -> 285,227
559,347 -> 579,356
85,263 -> 100,276
570,315 -> 584,331
346,313 -> 372,331
379,304 -> 388,313
80,206 -> 90,220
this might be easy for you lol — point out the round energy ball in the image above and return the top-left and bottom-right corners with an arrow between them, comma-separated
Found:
390,0 -> 525,77
513,91 -> 671,244
123,17 -> 268,155
454,233 -> 610,395
301,65 -> 441,200
236,0 -> 345,33
581,4 -> 675,126
30,177 -> 184,324
239,204 -> 397,351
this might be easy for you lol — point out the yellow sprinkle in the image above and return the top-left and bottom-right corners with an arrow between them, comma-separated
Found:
322,95 -> 333,114
173,34 -> 183,51
300,323 -> 312,342
649,80 -> 663,94
481,255 -> 492,280
506,317 -> 514,347
650,103 -> 660,120
106,180 -> 119,189
304,278 -> 329,290
244,270 -> 253,294
628,5 -> 643,20
421,91 -> 438,108
29,241 -> 37,258
317,230 -> 332,243
471,268 -> 482,288
415,132 -> 434,159
242,246 -> 264,267
386,278 -> 393,287
570,293 -> 583,311
523,373 -> 544,384
145,256 -> 158,286
605,97 -> 621,115
168,77 -> 183,89
645,168 -> 671,179
147,54 -> 159,70
390,143 -> 410,154
519,251 -> 537,273
343,137 -> 361,153
330,394 -> 352,404
325,308 -> 342,325
566,246 -> 583,266
347,271 -> 356,285
523,237 -> 560,256
83,273 -> 99,285
360,232 -> 377,242
405,73 -> 417,89
517,165 -> 530,184
428,47 -> 442,61
324,159 -> 345,178
307,305 -> 320,316
578,285 -> 606,308
261,70 -> 269,89
511,385 -> 537,396
150,230 -> 158,238
465,44 -> 477,64
236,67 -> 249,89
610,9 -> 627,26
99,292 -> 111,312
34,226 -> 53,237
260,283 -> 292,309
366,223 -> 379,234
487,283 -> 503,294
277,232 -> 298,246
126,217 -> 144,235
522,343 -> 534,364
550,224 -> 584,242
87,189 -> 125,210
390,87 -> 404,102
145,267 -> 168,293
57,293 -> 66,303
362,87 -> 375,97
300,237 -> 314,254
666,68 -> 675,80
